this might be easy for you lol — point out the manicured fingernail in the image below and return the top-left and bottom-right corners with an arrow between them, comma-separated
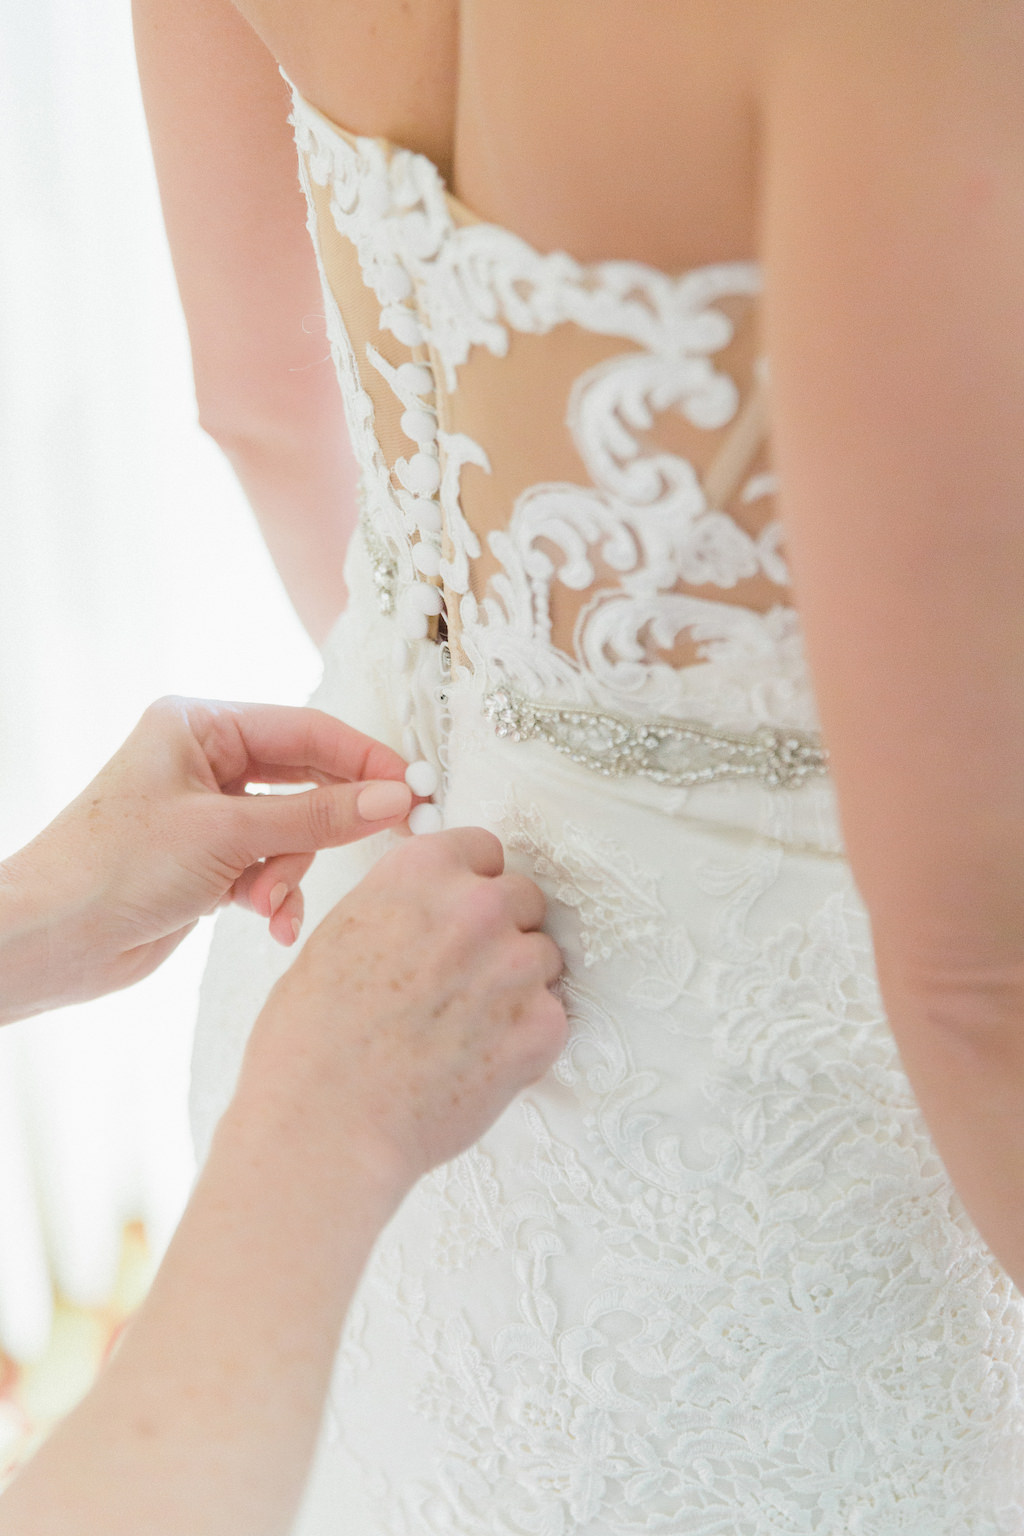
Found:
357,780 -> 413,822
291,917 -> 302,943
268,882 -> 288,918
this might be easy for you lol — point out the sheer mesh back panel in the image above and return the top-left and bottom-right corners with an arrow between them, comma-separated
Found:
305,150 -> 782,672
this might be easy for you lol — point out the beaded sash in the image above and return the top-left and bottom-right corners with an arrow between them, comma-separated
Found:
482,687 -> 828,791
356,505 -> 828,791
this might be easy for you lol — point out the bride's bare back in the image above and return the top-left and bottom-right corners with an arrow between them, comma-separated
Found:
133,0 -> 1024,1297
230,0 -> 769,273
223,0 -> 791,671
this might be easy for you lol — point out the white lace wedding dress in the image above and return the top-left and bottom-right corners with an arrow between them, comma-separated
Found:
189,83 -> 1024,1534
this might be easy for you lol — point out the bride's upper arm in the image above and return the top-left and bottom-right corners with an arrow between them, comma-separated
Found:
131,0 -> 335,446
759,0 -> 1024,1004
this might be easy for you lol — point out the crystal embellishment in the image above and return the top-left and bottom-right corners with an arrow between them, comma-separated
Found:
483,689 -> 828,790
360,507 -> 398,615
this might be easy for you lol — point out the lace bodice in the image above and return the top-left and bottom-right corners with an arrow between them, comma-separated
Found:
187,81 -> 1024,1534
288,84 -> 823,770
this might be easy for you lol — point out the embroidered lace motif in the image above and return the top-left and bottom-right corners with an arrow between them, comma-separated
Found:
184,85 -> 1024,1534
319,795 -> 1024,1534
287,85 -> 823,761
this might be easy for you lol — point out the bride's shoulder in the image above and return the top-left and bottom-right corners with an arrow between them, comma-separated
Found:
229,0 -> 459,171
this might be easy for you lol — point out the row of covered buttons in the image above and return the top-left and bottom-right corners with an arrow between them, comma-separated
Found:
392,631 -> 444,834
405,758 -> 442,835
392,358 -> 444,642
388,352 -> 445,835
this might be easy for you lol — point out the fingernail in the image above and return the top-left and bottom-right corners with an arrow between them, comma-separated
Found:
357,780 -> 413,822
268,882 -> 289,918
291,916 -> 302,943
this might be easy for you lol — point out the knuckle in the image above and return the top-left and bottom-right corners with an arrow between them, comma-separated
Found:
513,996 -> 569,1083
527,877 -> 549,925
501,870 -> 543,907
532,991 -> 570,1056
516,931 -> 563,983
222,795 -> 258,860
539,933 -> 564,979
475,828 -> 505,873
304,786 -> 341,846
138,694 -> 186,730
463,878 -> 508,936
444,825 -> 504,876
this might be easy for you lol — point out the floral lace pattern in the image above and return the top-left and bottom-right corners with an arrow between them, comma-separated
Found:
288,85 -> 821,744
493,793 -> 697,999
318,793 -> 1024,1534
189,85 -> 1024,1536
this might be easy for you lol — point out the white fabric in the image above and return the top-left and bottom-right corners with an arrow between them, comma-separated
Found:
191,88 -> 1024,1534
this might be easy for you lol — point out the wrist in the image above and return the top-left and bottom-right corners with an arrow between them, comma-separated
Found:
226,1011 -> 412,1223
0,847 -> 102,1023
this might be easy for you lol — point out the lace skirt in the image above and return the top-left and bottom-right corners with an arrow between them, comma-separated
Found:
191,534 -> 1024,1536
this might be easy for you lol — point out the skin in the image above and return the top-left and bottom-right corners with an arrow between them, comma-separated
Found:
0,705 -> 566,1535
759,0 -> 1024,1283
0,696 -> 419,1019
129,0 -> 1024,1286
2,0 -> 1022,1522
130,1 -> 361,648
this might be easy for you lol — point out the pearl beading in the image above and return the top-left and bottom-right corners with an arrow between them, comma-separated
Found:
483,688 -> 828,790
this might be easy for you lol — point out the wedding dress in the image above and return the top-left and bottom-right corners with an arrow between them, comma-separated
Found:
189,83 -> 1024,1534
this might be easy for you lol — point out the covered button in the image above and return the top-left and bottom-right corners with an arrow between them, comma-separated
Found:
412,542 -> 441,578
404,759 -> 439,798
401,452 -> 441,497
400,408 -> 438,445
379,263 -> 413,302
396,362 -> 434,397
410,497 -> 443,534
386,308 -> 423,347
408,802 -> 443,836
403,581 -> 444,617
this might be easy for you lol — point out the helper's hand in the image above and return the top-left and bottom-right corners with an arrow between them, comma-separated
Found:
242,827 -> 568,1197
0,829 -> 565,1536
0,697 -> 414,1017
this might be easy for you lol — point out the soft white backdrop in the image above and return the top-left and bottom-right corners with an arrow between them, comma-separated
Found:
0,0 -> 321,1359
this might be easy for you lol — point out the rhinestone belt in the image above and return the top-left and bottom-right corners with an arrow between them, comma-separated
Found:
483,688 -> 828,790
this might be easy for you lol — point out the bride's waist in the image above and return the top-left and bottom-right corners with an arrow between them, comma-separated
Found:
329,527 -> 844,855
443,680 -> 845,858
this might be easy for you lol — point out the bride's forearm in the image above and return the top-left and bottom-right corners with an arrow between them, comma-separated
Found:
133,0 -> 360,651
212,412 -> 360,650
0,1044 -> 404,1536
873,947 -> 1024,1292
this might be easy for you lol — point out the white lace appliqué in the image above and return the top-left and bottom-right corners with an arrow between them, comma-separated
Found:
334,814 -> 1024,1535
289,87 -> 823,767
282,87 -> 1024,1534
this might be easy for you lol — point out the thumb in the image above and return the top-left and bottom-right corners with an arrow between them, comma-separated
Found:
233,778 -> 414,860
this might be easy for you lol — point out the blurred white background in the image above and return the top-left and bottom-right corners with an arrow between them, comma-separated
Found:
0,0 -> 320,1360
